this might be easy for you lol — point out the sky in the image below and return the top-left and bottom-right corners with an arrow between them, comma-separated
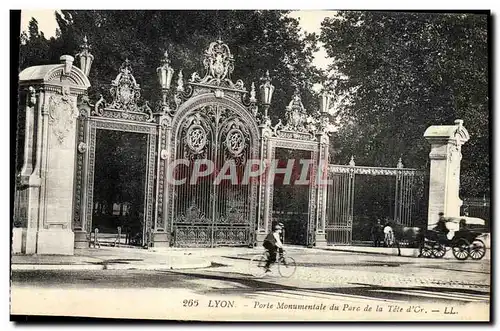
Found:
19,9 -> 337,70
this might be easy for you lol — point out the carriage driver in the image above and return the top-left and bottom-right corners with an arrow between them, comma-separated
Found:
434,212 -> 449,236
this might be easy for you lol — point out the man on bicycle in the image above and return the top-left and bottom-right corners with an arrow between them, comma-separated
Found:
263,222 -> 284,272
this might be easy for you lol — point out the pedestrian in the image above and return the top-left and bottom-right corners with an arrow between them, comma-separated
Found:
371,219 -> 384,247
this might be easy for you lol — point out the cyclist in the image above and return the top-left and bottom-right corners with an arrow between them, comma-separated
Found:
263,222 -> 284,272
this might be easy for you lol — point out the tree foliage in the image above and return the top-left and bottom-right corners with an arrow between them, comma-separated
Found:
20,10 -> 322,121
321,11 -> 489,197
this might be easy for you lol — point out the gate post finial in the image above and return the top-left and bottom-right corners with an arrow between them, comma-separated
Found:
349,155 -> 355,166
397,157 -> 404,169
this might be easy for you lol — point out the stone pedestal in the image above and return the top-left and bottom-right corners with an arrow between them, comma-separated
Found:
37,230 -> 75,255
151,232 -> 171,248
12,228 -> 24,254
314,232 -> 327,247
424,119 -> 469,229
13,55 -> 90,255
74,231 -> 89,249
255,232 -> 267,247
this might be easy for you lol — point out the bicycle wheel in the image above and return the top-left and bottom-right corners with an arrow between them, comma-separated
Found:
278,256 -> 297,278
249,253 -> 268,277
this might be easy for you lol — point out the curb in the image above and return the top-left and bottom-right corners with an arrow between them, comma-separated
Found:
319,247 -> 491,260
320,247 -> 418,257
11,260 -> 212,272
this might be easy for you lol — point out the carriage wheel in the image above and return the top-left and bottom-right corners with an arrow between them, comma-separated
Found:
432,243 -> 446,258
469,239 -> 486,260
420,242 -> 433,258
452,239 -> 470,260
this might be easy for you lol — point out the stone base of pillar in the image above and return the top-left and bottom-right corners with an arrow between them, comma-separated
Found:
25,228 -> 38,254
314,232 -> 327,248
12,227 -> 24,254
74,231 -> 89,249
37,230 -> 74,255
255,232 -> 267,247
151,232 -> 171,248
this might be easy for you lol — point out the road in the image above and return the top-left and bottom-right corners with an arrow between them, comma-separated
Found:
10,249 -> 490,321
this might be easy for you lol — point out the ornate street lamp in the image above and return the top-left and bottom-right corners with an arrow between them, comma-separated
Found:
259,70 -> 275,120
76,35 -> 94,77
157,50 -> 175,112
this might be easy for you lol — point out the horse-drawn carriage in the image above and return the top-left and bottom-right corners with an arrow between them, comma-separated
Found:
420,216 -> 489,260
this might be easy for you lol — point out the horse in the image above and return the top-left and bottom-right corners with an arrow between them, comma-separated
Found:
383,222 -> 425,256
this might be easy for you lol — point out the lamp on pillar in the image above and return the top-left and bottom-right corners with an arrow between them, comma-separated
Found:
259,70 -> 274,120
156,50 -> 175,113
76,35 -> 94,77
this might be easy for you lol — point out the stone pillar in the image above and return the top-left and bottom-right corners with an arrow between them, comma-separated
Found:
423,119 -> 470,229
255,122 -> 273,246
314,132 -> 329,248
151,116 -> 172,248
15,55 -> 90,255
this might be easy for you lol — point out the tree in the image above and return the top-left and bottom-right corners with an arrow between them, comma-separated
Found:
19,18 -> 52,69
21,10 -> 323,121
321,11 -> 489,197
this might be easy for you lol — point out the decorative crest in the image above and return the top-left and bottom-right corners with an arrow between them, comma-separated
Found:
349,156 -> 356,166
283,87 -> 308,132
189,39 -> 245,91
109,59 -> 141,111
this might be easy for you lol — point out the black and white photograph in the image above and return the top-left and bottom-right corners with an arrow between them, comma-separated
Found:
9,8 -> 491,322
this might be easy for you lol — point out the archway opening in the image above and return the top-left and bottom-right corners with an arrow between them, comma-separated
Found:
271,148 -> 313,246
92,129 -> 148,246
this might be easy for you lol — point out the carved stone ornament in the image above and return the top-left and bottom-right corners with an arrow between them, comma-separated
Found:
109,59 -> 141,111
48,94 -> 78,144
189,39 -> 245,91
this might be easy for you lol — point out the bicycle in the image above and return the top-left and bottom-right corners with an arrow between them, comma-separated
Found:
249,249 -> 297,278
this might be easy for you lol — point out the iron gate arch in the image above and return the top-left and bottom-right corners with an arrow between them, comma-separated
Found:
167,95 -> 260,247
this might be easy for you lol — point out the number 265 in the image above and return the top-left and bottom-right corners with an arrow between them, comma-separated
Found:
183,299 -> 199,307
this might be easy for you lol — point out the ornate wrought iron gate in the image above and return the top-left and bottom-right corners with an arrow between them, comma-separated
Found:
171,105 -> 257,247
325,158 -> 426,245
167,40 -> 260,247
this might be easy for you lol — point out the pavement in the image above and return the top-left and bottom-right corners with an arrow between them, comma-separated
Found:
11,247 -> 212,271
11,243 -> 490,272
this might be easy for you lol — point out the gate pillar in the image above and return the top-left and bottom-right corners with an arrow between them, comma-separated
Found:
424,119 -> 469,229
314,130 -> 329,247
256,122 -> 273,245
15,55 -> 91,255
